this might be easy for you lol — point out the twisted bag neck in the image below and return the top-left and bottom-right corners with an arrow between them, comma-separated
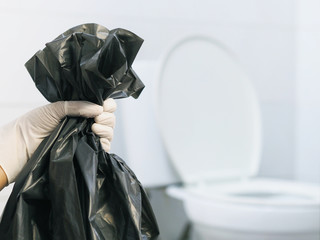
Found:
25,23 -> 145,105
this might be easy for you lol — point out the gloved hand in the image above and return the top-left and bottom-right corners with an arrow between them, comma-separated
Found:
0,99 -> 116,184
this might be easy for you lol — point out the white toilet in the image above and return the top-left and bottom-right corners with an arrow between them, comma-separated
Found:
120,36 -> 320,240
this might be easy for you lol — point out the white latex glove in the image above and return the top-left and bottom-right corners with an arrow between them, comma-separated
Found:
0,99 -> 116,183
92,99 -> 117,152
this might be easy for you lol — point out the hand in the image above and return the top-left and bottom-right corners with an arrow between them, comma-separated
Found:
0,99 -> 116,184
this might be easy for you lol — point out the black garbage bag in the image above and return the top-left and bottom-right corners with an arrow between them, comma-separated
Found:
0,23 -> 159,240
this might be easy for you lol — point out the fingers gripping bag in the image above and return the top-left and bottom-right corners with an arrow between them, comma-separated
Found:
0,23 -> 159,240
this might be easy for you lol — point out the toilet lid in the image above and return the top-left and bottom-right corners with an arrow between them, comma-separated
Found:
157,36 -> 261,184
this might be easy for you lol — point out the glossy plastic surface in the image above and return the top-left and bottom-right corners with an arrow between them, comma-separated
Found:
25,23 -> 145,105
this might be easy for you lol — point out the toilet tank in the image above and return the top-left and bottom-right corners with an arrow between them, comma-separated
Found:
114,60 -> 180,187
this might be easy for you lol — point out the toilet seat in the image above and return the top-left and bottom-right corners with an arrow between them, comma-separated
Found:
167,178 -> 320,233
185,178 -> 320,207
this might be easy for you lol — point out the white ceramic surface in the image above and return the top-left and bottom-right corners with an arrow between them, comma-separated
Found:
167,178 -> 320,238
157,36 -> 261,184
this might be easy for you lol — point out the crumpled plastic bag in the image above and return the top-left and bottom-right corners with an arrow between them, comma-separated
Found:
0,23 -> 159,240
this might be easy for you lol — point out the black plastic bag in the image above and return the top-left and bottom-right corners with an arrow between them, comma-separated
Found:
0,23 -> 159,240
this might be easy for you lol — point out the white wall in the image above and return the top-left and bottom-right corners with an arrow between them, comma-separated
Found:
295,0 -> 320,183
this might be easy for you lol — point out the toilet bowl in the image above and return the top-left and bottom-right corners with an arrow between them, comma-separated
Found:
168,179 -> 320,240
122,36 -> 320,239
